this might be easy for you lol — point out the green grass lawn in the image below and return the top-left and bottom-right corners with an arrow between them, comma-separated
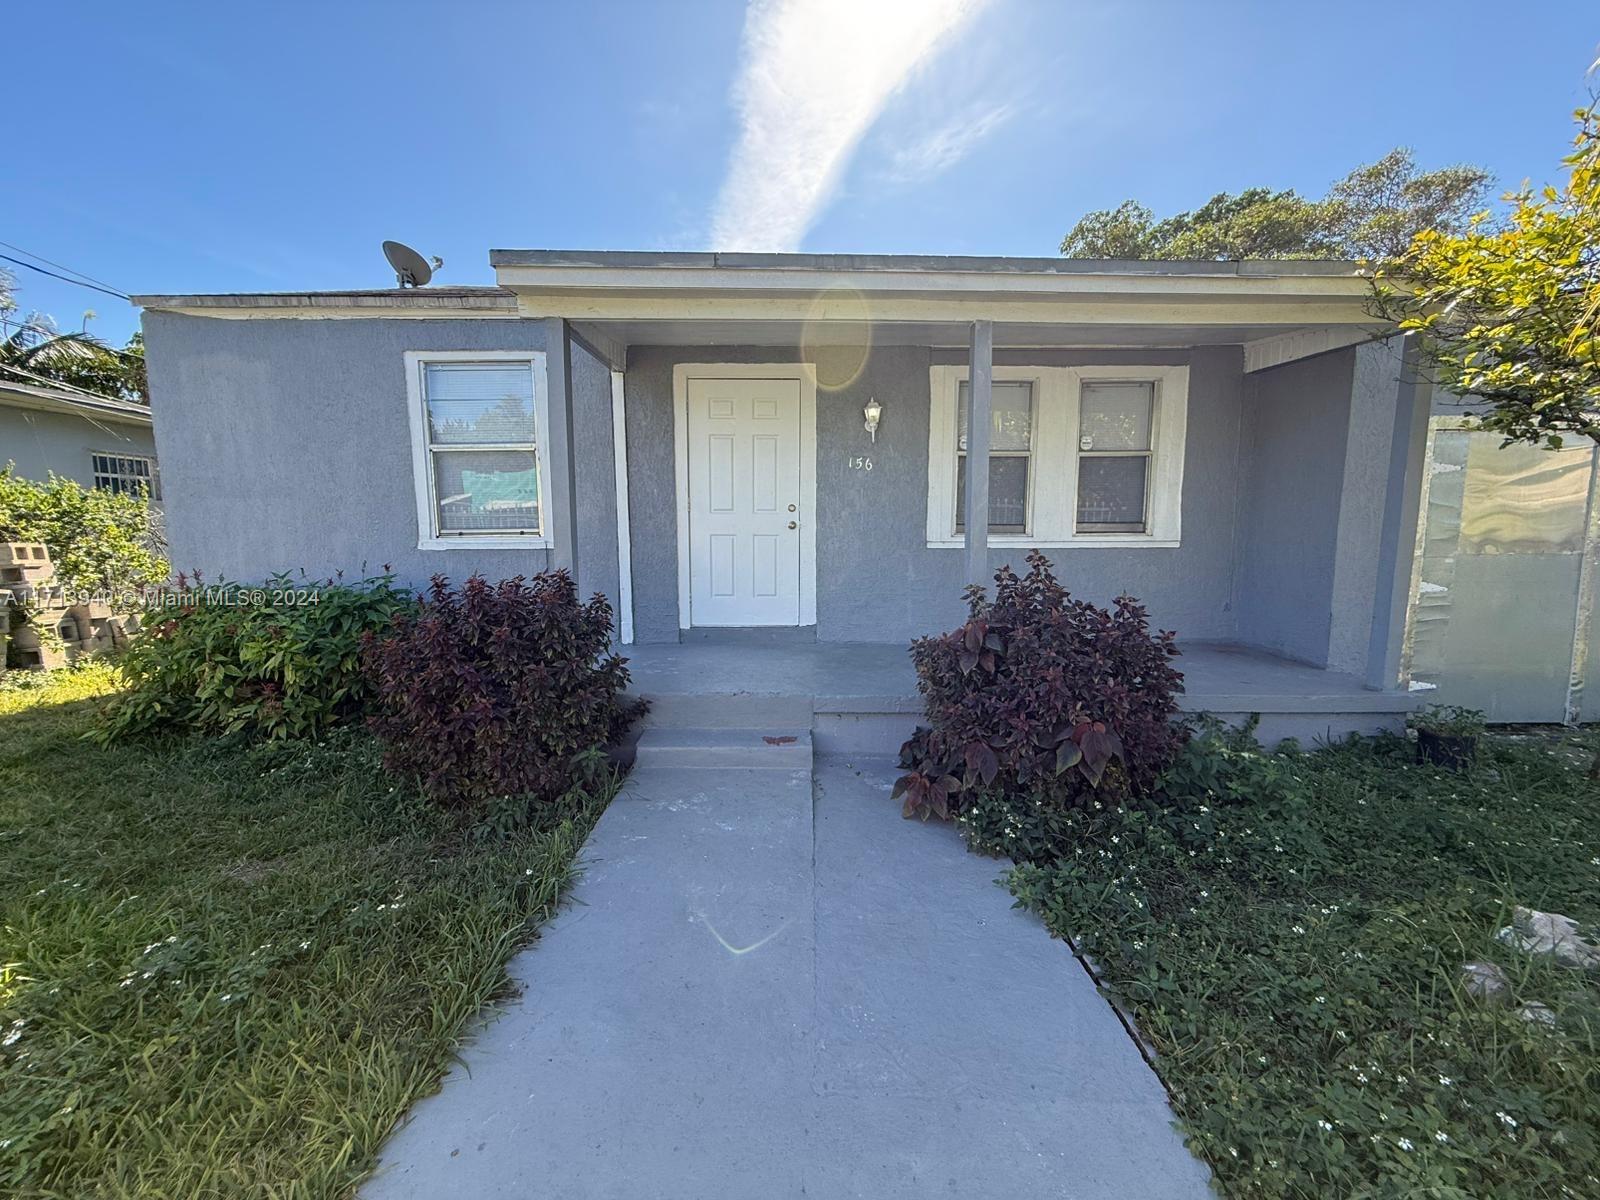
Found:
1008,728 -> 1600,1200
0,665 -> 613,1199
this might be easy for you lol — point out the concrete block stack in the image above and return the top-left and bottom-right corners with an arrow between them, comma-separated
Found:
0,543 -> 138,671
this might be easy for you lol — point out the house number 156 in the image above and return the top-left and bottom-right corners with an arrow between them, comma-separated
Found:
847,456 -> 873,471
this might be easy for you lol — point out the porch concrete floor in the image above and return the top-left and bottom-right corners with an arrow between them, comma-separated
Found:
624,638 -> 1404,714
360,757 -> 1213,1199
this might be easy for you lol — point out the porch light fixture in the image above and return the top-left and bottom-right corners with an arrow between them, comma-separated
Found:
863,397 -> 882,443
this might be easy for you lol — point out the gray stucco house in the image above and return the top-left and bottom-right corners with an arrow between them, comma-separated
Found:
134,251 -> 1427,745
1,378 -> 159,500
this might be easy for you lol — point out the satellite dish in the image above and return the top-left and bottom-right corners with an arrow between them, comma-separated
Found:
383,240 -> 443,288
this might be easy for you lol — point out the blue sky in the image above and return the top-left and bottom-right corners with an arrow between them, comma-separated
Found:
4,0 -> 1596,346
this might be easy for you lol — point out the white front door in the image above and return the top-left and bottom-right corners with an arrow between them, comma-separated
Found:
685,375 -> 803,626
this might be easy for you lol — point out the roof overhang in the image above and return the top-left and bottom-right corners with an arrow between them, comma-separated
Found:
0,381 -> 152,426
489,250 -> 1386,371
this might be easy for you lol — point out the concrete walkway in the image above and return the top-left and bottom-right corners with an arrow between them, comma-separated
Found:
362,757 -> 1212,1199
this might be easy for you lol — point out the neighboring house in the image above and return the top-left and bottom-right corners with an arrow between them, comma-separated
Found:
134,251 -> 1431,744
0,378 -> 160,502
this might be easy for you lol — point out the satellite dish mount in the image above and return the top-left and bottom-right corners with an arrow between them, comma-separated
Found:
383,240 -> 443,288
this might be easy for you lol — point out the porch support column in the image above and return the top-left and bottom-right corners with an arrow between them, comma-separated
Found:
1365,334 -> 1430,690
543,316 -> 579,581
964,319 -> 994,588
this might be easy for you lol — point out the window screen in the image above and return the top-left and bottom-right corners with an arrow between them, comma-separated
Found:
955,380 -> 1033,533
421,362 -> 541,535
1077,381 -> 1154,533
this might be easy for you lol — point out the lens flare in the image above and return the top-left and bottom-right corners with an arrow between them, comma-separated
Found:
800,286 -> 874,392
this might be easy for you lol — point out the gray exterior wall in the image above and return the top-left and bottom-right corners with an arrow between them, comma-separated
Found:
142,313 -> 619,612
1232,338 -> 1417,673
1232,350 -> 1354,665
142,311 -> 1417,682
624,344 -> 1248,645
0,404 -> 157,491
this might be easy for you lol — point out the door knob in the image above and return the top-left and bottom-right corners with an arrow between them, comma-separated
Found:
787,504 -> 796,512
787,521 -> 798,530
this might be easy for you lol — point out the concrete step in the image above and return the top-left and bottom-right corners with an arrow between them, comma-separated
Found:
632,692 -> 815,730
633,727 -> 814,771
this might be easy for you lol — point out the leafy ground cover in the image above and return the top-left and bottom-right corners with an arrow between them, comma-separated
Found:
0,665 -> 613,1198
1007,727 -> 1600,1200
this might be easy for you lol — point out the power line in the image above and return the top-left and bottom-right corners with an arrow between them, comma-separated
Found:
0,239 -> 127,296
0,253 -> 130,301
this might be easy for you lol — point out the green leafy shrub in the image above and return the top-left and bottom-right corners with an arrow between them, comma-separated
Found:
1159,714 -> 1309,810
896,551 -> 1184,834
956,718 -> 1292,864
0,468 -> 167,606
93,573 -> 410,743
361,572 -> 645,817
1407,703 -> 1486,737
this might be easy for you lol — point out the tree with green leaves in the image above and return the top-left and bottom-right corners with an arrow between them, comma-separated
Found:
1372,106 -> 1599,450
1060,149 -> 1490,262
0,318 -> 146,403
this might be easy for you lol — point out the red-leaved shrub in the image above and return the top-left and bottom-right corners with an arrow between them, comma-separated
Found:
896,551 -> 1184,820
362,572 -> 645,811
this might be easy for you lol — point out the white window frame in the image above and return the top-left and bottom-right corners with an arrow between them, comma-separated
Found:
926,363 -> 1187,549
90,451 -> 161,501
954,377 -> 1038,536
405,350 -> 553,551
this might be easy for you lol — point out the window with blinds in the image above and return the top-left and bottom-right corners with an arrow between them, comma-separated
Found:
924,364 -> 1187,548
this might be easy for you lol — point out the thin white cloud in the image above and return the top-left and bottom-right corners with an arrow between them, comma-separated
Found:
879,100 -> 1014,184
710,0 -> 993,252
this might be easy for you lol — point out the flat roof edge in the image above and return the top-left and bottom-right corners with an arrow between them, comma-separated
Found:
488,248 -> 1364,277
132,288 -> 518,311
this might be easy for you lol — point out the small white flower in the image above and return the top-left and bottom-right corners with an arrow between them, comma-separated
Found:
1292,925 -> 1306,935
1397,1138 -> 1414,1152
1315,995 -> 1326,1004
1438,1075 -> 1452,1086
1317,1119 -> 1333,1133
1357,1073 -> 1369,1083
1496,1112 -> 1518,1128
1434,1131 -> 1449,1144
